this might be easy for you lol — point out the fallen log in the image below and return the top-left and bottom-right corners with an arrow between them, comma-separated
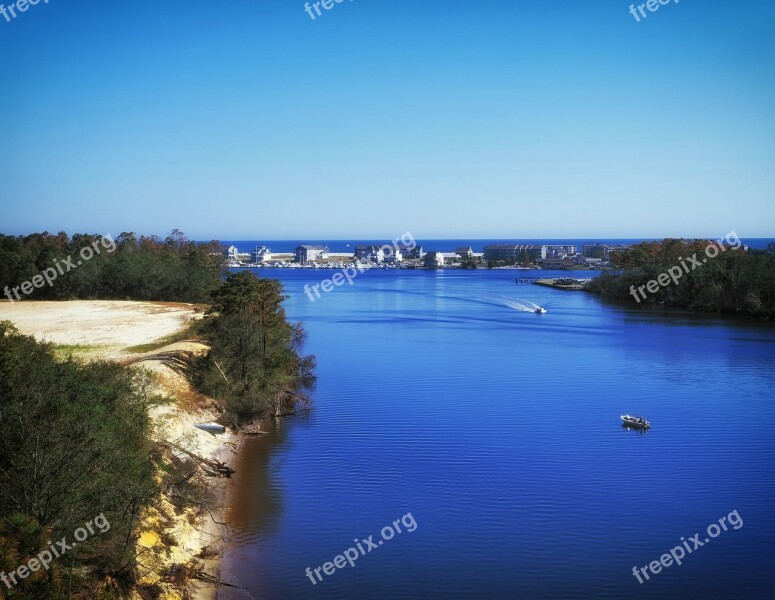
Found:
240,425 -> 268,435
191,570 -> 241,588
158,441 -> 235,478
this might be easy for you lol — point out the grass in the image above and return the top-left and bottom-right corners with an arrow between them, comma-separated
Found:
147,393 -> 174,408
125,324 -> 204,354
52,344 -> 109,360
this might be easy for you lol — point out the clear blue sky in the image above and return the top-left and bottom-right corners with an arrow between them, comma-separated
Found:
1,0 -> 773,239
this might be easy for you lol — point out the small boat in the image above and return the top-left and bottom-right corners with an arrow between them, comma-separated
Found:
194,423 -> 226,435
535,307 -> 547,314
620,415 -> 650,430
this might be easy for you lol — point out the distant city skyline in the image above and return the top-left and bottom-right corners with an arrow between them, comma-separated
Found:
2,0 -> 774,238
216,237 -> 774,252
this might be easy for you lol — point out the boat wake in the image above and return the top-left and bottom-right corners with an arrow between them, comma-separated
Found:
446,294 -> 549,314
482,295 -> 547,313
351,287 -> 551,315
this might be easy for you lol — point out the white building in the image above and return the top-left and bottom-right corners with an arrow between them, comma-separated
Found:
355,245 -> 404,264
295,245 -> 329,263
384,247 -> 403,263
424,251 -> 445,268
253,246 -> 272,263
355,245 -> 385,264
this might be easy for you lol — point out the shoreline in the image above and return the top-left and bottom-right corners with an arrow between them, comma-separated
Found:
211,418 -> 280,600
126,339 -> 251,600
534,278 -> 590,291
188,432 -> 245,600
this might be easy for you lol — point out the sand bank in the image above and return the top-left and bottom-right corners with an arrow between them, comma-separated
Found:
0,300 -> 238,599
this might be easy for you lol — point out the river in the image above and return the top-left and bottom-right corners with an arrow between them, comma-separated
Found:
218,268 -> 775,600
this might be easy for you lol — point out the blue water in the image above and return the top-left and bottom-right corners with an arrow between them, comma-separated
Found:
218,268 -> 775,600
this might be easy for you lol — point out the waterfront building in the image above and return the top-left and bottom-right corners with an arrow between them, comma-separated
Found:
295,245 -> 329,263
253,246 -> 272,263
424,251 -> 445,268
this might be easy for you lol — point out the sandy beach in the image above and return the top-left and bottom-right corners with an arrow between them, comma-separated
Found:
0,300 -> 200,355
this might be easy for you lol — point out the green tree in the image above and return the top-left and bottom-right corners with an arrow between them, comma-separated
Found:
460,256 -> 478,269
194,272 -> 315,422
0,230 -> 223,303
0,322 -> 160,598
588,239 -> 775,318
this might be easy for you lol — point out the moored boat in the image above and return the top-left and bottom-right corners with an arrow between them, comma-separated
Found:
194,423 -> 226,435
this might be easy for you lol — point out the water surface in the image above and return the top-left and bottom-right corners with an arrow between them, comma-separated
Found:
219,269 -> 775,600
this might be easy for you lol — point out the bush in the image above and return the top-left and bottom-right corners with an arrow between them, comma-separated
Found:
192,272 -> 316,423
0,322 -> 160,598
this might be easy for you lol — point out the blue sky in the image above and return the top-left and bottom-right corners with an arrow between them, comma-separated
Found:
1,0 -> 773,239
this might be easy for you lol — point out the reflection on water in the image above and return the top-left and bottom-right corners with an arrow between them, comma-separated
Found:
226,421 -> 287,539
218,421 -> 289,600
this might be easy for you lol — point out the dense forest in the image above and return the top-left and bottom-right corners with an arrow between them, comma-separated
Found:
0,230 -> 223,303
586,239 -> 775,318
0,322 -> 160,599
0,231 -> 315,598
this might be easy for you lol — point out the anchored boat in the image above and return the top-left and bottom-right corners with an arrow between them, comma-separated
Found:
620,415 -> 650,430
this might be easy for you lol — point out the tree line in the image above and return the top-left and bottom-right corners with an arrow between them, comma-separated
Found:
586,239 -> 775,318
0,230 -> 223,303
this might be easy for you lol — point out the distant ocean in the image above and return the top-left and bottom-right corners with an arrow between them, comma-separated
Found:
219,238 -> 775,253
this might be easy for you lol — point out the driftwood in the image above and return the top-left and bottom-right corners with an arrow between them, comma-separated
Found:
272,389 -> 313,417
191,570 -> 242,588
213,360 -> 230,384
158,441 -> 235,478
240,425 -> 268,436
